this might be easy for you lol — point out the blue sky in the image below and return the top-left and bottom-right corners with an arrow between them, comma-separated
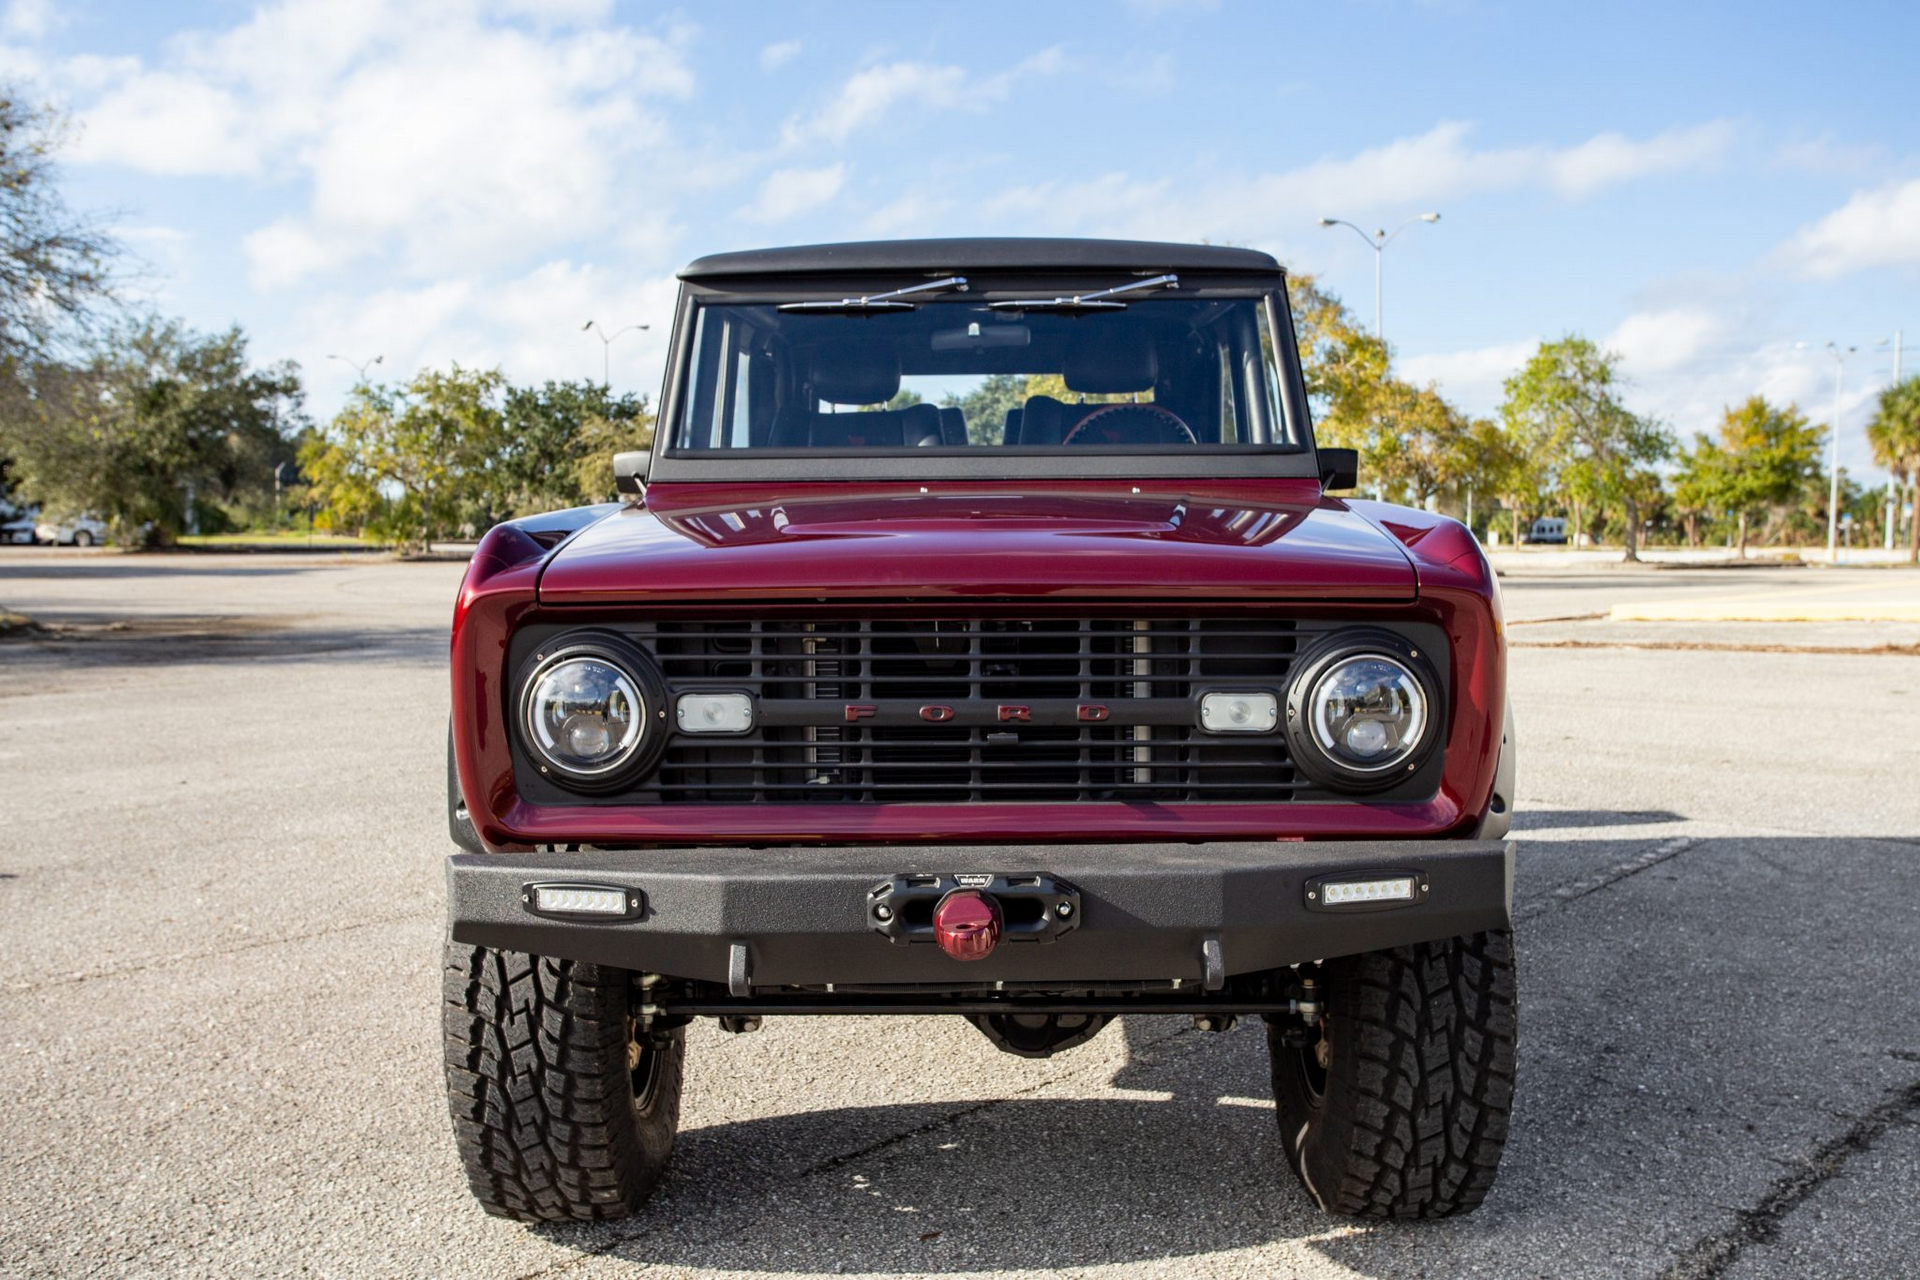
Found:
4,0 -> 1916,480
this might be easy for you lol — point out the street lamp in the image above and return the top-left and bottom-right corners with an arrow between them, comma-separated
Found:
1878,331 -> 1904,551
1317,212 -> 1441,345
328,353 -> 383,382
583,321 -> 649,388
1825,341 -> 1856,560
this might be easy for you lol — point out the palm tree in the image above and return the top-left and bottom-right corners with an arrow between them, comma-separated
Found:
1867,377 -> 1920,564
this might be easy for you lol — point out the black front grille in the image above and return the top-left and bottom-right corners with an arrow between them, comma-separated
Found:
627,618 -> 1307,804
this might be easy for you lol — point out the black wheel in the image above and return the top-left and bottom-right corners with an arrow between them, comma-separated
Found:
443,943 -> 683,1222
72,530 -> 93,548
1267,931 -> 1516,1218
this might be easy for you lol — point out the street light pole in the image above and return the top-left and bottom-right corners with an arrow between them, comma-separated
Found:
327,353 -> 383,382
582,321 -> 649,388
1826,342 -> 1855,559
1881,331 -> 1904,551
1317,213 -> 1441,345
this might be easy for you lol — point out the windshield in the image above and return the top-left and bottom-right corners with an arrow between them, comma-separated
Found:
669,295 -> 1298,453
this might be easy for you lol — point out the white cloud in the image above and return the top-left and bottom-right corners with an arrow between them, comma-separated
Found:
67,70 -> 260,175
986,120 -> 1737,246
739,163 -> 846,223
785,62 -> 972,145
55,0 -> 696,285
1603,307 -> 1725,374
2,0 -> 60,39
1397,340 -> 1537,417
759,39 -> 801,70
782,49 -> 1064,145
1784,177 -> 1920,279
244,218 -> 352,290
1398,321 -> 1888,462
288,259 -> 679,408
1541,121 -> 1734,198
861,192 -> 953,236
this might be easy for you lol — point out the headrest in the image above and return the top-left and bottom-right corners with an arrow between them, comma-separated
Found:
1064,329 -> 1156,395
811,346 -> 900,405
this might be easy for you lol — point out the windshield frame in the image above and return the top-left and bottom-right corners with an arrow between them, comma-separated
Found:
647,271 -> 1322,484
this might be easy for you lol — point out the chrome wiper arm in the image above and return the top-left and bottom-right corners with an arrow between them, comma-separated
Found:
777,276 -> 969,313
986,273 -> 1179,312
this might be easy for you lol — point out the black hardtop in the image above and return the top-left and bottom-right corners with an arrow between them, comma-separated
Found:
680,237 -> 1281,282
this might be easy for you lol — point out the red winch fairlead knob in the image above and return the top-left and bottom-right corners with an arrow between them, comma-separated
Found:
932,890 -> 1003,961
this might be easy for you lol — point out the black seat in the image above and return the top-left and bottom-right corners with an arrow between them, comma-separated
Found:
937,406 -> 967,446
1013,327 -> 1160,445
809,403 -> 943,448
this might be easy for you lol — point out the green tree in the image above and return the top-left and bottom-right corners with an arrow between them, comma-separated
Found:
1867,375 -> 1920,564
299,365 -> 506,552
500,380 -> 650,513
0,319 -> 303,545
1499,336 -> 1671,561
571,407 -> 655,504
1453,418 -> 1541,546
942,374 -> 1026,445
1676,397 -> 1821,557
1,92 -> 117,362
1671,437 -> 1725,548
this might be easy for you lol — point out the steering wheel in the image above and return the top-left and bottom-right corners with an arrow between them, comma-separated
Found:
1061,403 -> 1197,446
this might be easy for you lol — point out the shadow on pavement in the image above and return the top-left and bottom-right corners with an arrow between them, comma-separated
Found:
526,829 -> 1920,1276
1512,808 -> 1685,830
0,622 -> 445,667
0,561 -> 328,580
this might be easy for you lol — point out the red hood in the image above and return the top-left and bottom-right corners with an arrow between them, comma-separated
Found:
536,480 -> 1417,605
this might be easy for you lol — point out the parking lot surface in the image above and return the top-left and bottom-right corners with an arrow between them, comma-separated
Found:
2,549 -> 1917,1278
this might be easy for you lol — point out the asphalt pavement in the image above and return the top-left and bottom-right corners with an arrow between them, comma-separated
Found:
2,547 -> 1917,1278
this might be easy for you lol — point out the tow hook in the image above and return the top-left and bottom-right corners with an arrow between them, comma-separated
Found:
933,890 -> 1003,961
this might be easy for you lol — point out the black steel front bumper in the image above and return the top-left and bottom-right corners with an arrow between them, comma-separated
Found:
446,839 -> 1513,990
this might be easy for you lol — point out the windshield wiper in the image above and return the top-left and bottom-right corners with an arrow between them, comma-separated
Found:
778,276 -> 969,313
987,273 -> 1179,313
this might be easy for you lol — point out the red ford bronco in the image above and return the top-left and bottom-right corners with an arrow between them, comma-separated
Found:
443,238 -> 1517,1222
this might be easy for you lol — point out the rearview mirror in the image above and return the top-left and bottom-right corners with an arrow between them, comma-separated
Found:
613,450 -> 651,496
1317,447 -> 1358,492
931,322 -> 1030,352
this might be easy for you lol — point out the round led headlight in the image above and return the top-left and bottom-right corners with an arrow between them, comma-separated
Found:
517,634 -> 665,790
1285,633 -> 1441,791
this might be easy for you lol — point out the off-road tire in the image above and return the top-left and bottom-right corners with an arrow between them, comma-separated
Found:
443,943 -> 683,1222
1267,930 -> 1516,1218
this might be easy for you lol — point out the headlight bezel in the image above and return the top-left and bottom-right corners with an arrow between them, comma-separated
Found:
513,630 -> 668,792
1284,629 -> 1445,792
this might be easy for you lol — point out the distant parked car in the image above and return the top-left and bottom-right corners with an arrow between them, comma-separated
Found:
2,516 -> 37,545
35,515 -> 108,547
1524,517 -> 1567,545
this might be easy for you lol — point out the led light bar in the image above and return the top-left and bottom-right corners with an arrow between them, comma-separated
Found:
1320,876 -> 1416,906
523,882 -> 642,919
1305,872 -> 1427,912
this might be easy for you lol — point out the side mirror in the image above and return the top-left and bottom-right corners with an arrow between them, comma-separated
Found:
1317,447 -> 1358,492
613,450 -> 651,496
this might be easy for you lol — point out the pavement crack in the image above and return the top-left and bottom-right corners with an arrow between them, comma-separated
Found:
1515,836 -> 1702,921
1657,1074 -> 1920,1280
